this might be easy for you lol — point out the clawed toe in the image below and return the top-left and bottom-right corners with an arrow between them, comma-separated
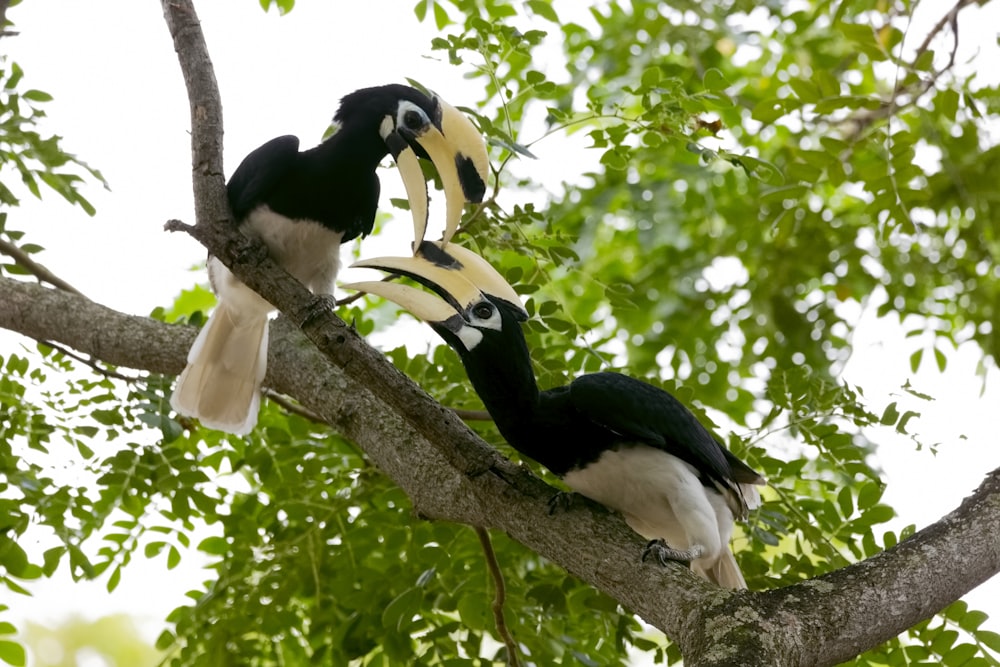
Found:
547,491 -> 576,515
302,294 -> 337,327
641,539 -> 704,566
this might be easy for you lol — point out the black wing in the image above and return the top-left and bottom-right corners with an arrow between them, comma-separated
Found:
568,371 -> 743,486
226,135 -> 300,220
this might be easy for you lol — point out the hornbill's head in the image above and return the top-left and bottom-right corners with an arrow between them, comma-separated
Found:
343,241 -> 527,353
336,84 -> 489,248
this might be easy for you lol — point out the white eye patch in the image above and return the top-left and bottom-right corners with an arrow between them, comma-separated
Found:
395,101 -> 432,134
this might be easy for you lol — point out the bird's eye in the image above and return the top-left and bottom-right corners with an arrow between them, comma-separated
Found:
403,109 -> 424,130
472,302 -> 494,320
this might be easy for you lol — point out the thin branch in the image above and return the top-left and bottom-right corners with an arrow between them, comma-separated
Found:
912,0 -> 973,63
475,526 -> 521,667
261,388 -> 326,424
0,237 -> 86,296
0,0 -> 13,38
336,272 -> 402,307
452,408 -> 492,421
40,340 -> 138,382
846,0 -> 973,140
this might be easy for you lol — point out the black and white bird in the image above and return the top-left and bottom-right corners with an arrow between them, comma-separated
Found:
345,243 -> 765,588
171,84 -> 489,435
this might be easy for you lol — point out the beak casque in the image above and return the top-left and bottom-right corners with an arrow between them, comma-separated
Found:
349,242 -> 526,320
407,97 -> 489,247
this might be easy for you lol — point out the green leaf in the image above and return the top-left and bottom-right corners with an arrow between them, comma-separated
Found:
977,630 -> 1000,652
21,90 -> 53,103
641,66 -> 661,89
788,78 -> 819,103
167,546 -> 180,570
527,0 -> 558,22
413,0 -> 427,21
857,482 -> 883,510
198,536 -> 228,555
432,1 -> 450,29
155,630 -> 176,651
457,593 -> 489,631
0,541 -> 28,577
837,486 -> 853,519
936,89 -> 959,121
895,410 -> 919,434
934,346 -> 947,372
106,565 -> 121,592
382,587 -> 422,631
703,68 -> 729,92
880,401 -> 899,425
0,641 -> 25,667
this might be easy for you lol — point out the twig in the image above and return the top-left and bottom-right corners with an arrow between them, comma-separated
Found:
912,0 -> 973,63
0,236 -> 86,297
0,0 -> 13,39
40,339 -> 137,382
474,526 -> 521,667
452,408 -> 492,421
336,273 -> 402,307
846,0 -> 973,140
261,388 -> 326,423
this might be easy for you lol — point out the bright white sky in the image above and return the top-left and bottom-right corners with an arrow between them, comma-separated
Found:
3,0 -> 999,660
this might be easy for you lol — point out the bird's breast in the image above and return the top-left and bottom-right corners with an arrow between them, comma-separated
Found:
242,205 -> 344,294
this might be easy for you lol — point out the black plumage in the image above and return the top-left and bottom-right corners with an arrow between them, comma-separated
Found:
347,243 -> 765,588
171,85 -> 488,435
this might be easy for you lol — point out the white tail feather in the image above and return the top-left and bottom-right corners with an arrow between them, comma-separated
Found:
171,302 -> 269,435
695,546 -> 747,590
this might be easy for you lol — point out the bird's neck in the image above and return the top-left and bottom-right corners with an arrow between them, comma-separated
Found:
460,325 -> 544,448
313,122 -> 388,173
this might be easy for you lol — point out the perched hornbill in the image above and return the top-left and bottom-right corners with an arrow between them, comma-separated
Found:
345,243 -> 766,588
171,84 -> 489,435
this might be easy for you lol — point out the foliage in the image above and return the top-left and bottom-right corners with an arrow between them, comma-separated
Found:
0,55 -> 106,216
21,615 -> 160,667
2,0 -> 1000,666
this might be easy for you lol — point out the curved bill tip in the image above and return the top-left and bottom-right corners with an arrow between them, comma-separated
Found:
415,98 -> 490,246
341,280 -> 460,324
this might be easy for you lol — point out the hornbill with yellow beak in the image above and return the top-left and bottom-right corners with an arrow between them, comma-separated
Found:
345,244 -> 765,589
171,84 -> 489,435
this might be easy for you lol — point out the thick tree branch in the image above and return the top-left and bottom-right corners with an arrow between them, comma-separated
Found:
2,276 -> 999,665
0,274 -> 708,642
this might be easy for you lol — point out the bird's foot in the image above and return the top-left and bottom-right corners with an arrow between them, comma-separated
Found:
641,539 -> 705,566
302,294 -> 337,328
547,490 -> 578,516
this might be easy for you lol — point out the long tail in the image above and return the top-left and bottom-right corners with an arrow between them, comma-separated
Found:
170,301 -> 269,435
697,546 -> 748,590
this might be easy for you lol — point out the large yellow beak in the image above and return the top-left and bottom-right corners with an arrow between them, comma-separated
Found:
340,279 -> 461,326
350,242 -> 526,320
381,116 -> 430,251
408,97 -> 489,247
351,252 -> 485,313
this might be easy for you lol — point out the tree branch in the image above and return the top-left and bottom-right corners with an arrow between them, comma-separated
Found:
0,236 -> 86,296
0,274 -> 708,644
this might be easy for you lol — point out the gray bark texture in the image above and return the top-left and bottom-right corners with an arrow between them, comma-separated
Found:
0,1 -> 997,664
